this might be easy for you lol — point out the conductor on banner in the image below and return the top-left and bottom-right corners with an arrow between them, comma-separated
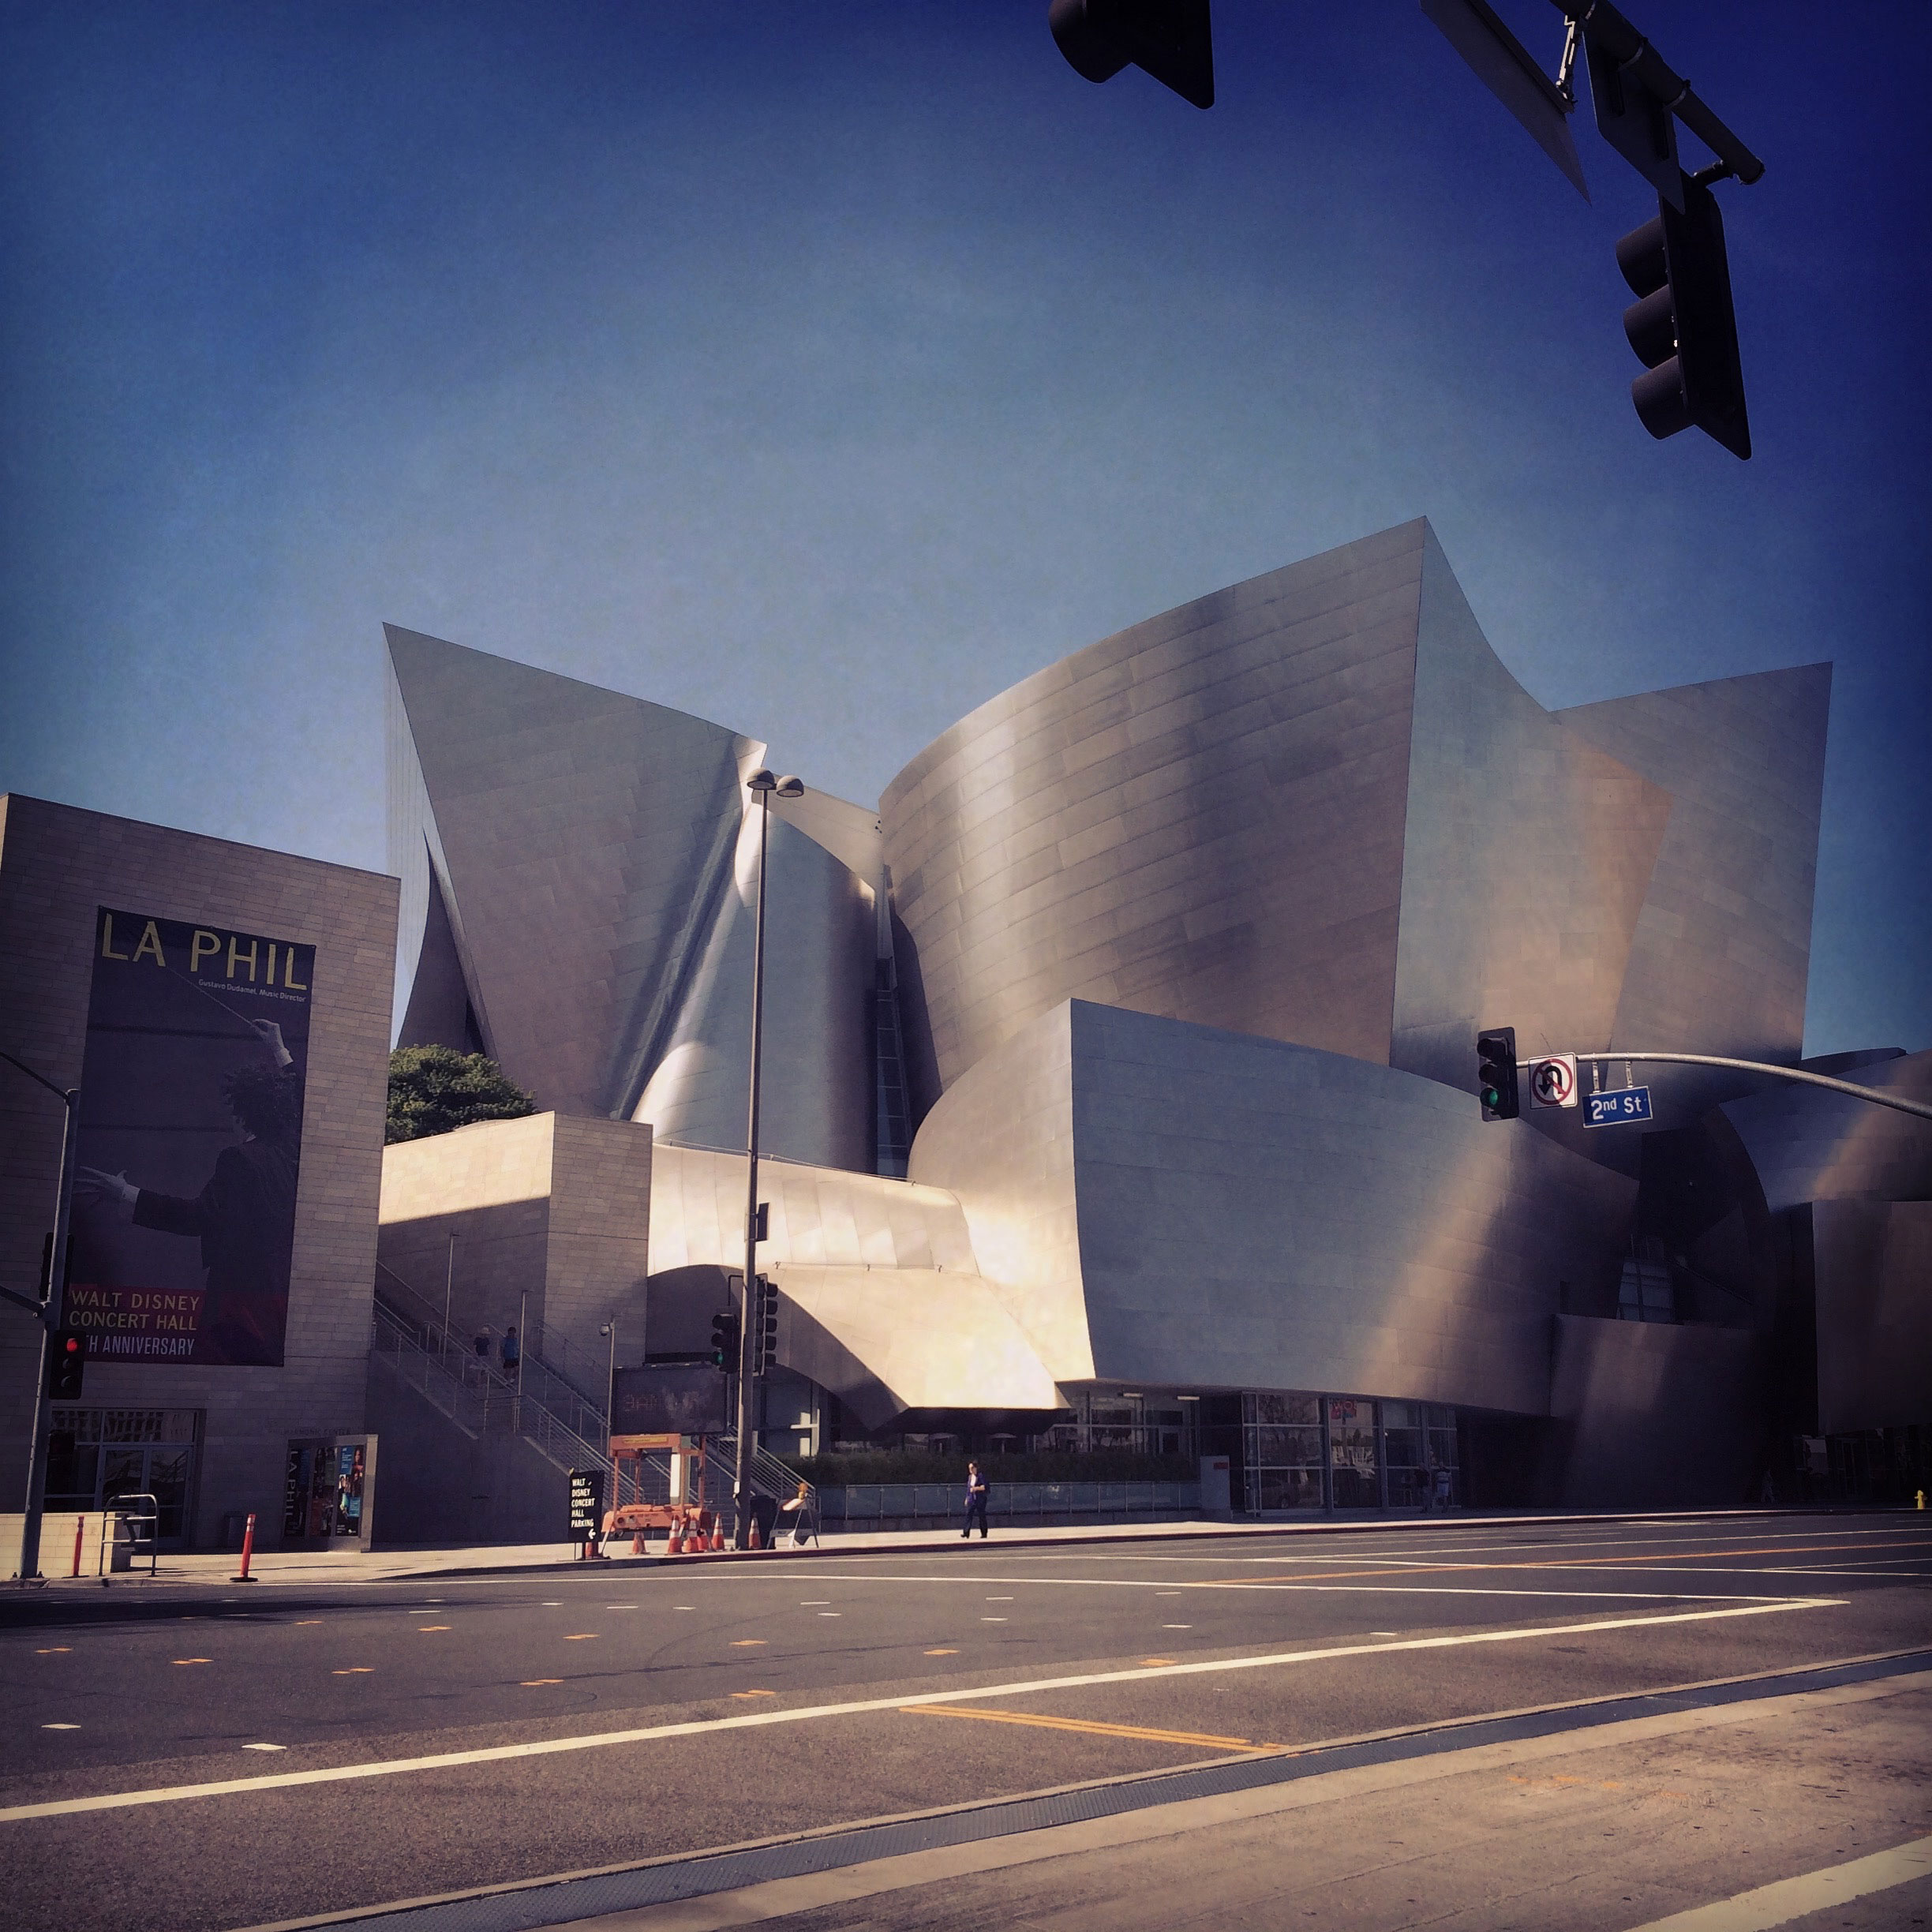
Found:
961,1461 -> 989,1540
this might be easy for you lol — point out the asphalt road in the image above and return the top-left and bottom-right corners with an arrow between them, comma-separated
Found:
2,1512 -> 1928,1932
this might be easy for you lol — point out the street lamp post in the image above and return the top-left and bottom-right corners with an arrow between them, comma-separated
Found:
0,1049 -> 82,1582
735,767 -> 802,1549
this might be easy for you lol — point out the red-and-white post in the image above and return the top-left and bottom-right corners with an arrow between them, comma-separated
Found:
231,1511 -> 258,1582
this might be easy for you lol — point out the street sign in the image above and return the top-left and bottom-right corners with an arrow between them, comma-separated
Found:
567,1469 -> 604,1537
1527,1054 -> 1579,1109
1585,1085 -> 1653,1128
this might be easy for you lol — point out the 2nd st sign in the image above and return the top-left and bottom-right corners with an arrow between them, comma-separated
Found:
1586,1085 -> 1654,1128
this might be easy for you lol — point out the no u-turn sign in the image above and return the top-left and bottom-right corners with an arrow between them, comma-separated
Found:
1527,1054 -> 1579,1109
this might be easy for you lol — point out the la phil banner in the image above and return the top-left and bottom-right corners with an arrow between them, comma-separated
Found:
69,908 -> 315,1367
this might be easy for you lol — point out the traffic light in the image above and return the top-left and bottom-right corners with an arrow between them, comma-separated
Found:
1616,170 -> 1750,459
1476,1028 -> 1519,1122
1048,0 -> 1214,110
709,1309 -> 740,1373
751,1275 -> 779,1377
47,1329 -> 85,1399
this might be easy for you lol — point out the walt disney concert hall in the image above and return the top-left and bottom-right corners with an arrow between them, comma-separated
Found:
378,518 -> 1930,1519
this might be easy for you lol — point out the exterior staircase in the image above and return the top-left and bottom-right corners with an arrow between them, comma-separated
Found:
368,1267 -> 811,1537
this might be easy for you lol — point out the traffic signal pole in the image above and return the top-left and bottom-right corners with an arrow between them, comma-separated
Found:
735,782 -> 773,1550
0,1049 -> 81,1582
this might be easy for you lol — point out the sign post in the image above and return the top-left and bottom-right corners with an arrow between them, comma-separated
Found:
567,1469 -> 605,1558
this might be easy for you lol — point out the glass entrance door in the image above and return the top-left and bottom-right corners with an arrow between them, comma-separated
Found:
45,1409 -> 204,1546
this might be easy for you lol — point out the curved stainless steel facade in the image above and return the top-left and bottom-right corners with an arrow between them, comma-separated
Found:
376,526 -> 1916,1500
878,522 -> 1833,1148
910,999 -> 1635,1417
386,626 -> 876,1170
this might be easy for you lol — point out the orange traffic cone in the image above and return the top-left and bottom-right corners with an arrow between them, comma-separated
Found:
667,1521 -> 684,1556
709,1522 -> 724,1551
748,1515 -> 762,1550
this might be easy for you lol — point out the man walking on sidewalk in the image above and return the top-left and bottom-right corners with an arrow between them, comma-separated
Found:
961,1462 -> 990,1539
958,1460 -> 989,1537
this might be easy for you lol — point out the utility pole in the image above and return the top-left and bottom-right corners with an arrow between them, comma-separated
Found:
1,1050 -> 81,1582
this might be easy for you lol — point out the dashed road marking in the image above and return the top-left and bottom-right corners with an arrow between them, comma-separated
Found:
35,1648 -> 70,1654
419,1626 -> 451,1633
732,1690 -> 777,1700
520,1679 -> 564,1687
924,1649 -> 959,1657
242,1744 -> 286,1753
0,1598 -> 1843,1823
729,1640 -> 766,1647
173,1659 -> 213,1666
331,1668 -> 373,1676
42,1724 -> 80,1731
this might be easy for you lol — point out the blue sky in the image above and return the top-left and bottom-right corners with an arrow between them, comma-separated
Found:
2,2 -> 1925,1054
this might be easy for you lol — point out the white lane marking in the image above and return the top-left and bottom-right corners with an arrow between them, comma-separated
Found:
0,1597 -> 1841,1824
798,1571 -> 1778,1604
1622,1832 -> 1932,1930
241,1743 -> 286,1753
41,1724 -> 80,1732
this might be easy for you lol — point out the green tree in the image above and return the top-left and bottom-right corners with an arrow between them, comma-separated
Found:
385,1045 -> 537,1144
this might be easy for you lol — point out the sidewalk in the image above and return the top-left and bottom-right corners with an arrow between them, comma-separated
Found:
6,1504 -> 1814,1591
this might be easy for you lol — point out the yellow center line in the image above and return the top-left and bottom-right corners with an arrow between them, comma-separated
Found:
732,1690 -> 777,1700
563,1634 -> 598,1642
520,1679 -> 564,1687
901,1704 -> 1262,1751
172,1659 -> 213,1666
418,1626 -> 451,1632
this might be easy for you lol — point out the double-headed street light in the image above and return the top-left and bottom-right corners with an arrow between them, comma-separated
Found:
736,768 -> 802,1548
